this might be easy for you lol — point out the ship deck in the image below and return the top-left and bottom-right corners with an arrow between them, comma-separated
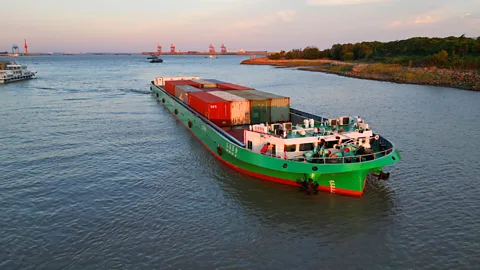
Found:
222,127 -> 247,142
221,113 -> 360,144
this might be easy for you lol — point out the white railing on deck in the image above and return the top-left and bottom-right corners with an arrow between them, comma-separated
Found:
287,148 -> 394,164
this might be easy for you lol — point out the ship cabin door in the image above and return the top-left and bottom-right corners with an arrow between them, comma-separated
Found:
270,144 -> 276,157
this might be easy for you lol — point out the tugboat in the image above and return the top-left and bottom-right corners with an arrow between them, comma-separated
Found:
149,55 -> 163,63
150,76 -> 401,197
0,59 -> 36,84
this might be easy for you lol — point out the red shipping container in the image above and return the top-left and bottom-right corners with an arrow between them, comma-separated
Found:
165,80 -> 202,95
205,79 -> 254,90
187,92 -> 232,126
201,87 -> 224,92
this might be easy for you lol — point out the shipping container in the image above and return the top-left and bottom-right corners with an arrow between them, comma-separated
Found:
200,87 -> 223,92
175,85 -> 203,103
203,79 -> 227,84
154,76 -> 200,86
187,92 -> 231,127
227,90 -> 271,124
208,91 -> 251,125
204,79 -> 254,90
165,80 -> 201,95
192,79 -> 217,88
248,90 -> 290,123
219,83 -> 254,90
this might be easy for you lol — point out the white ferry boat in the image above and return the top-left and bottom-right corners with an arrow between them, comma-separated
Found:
0,60 -> 36,84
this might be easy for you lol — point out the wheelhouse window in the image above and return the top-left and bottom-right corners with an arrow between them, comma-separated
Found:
247,141 -> 252,150
299,143 -> 314,151
285,144 -> 297,152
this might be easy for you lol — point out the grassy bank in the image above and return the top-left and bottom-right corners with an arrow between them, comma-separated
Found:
240,58 -> 346,67
241,58 -> 480,91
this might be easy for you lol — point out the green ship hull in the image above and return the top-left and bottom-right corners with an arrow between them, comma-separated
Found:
151,83 -> 401,196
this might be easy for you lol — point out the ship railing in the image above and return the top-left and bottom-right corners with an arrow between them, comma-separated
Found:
290,108 -> 329,123
288,147 -> 395,164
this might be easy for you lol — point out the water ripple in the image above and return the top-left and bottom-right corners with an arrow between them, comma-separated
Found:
0,55 -> 479,269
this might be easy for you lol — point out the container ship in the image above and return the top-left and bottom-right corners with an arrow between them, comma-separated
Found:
150,77 -> 401,196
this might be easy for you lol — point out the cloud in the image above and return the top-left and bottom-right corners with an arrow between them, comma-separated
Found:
386,20 -> 403,27
306,0 -> 385,6
414,15 -> 442,24
461,13 -> 480,19
385,8 -> 446,28
233,10 -> 297,30
276,10 -> 297,22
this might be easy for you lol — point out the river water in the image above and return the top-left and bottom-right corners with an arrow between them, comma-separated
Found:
1,55 -> 479,269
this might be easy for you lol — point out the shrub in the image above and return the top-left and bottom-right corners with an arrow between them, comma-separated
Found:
268,53 -> 281,60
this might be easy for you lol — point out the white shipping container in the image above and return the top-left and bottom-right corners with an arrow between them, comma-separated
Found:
175,85 -> 202,103
209,91 -> 251,125
154,76 -> 201,86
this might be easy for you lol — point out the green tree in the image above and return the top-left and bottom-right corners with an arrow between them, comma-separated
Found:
319,49 -> 330,59
330,44 -> 343,60
353,43 -> 373,59
285,51 -> 294,60
268,53 -> 282,60
342,52 -> 354,61
303,46 -> 320,59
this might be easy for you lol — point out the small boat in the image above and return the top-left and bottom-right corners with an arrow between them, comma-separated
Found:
150,76 -> 401,197
206,55 -> 218,59
149,55 -> 163,63
0,59 -> 36,84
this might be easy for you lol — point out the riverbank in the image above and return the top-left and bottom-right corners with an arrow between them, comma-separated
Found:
241,58 -> 480,91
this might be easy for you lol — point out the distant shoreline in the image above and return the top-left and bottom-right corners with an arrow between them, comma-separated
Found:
241,58 -> 480,91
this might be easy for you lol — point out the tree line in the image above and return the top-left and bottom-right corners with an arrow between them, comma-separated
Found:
268,36 -> 480,69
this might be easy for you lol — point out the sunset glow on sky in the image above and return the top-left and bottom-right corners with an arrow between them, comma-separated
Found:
2,0 -> 479,52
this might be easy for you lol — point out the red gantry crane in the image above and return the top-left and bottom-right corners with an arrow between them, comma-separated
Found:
220,44 -> 227,53
24,39 -> 29,55
170,44 -> 175,54
209,44 -> 215,53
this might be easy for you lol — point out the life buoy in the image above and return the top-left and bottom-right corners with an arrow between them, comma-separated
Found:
375,135 -> 380,140
217,145 -> 223,156
174,108 -> 178,115
188,120 -> 192,128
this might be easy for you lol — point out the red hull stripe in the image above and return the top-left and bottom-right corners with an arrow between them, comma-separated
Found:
166,99 -> 364,197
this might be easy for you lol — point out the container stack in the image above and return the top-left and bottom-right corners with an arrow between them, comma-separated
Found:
165,80 -> 202,95
205,79 -> 254,90
157,77 -> 290,126
208,91 -> 251,125
175,85 -> 202,103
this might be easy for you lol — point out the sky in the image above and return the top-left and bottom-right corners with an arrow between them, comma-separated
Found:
1,0 -> 479,53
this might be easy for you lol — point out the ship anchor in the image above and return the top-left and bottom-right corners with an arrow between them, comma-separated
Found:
371,170 -> 390,180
